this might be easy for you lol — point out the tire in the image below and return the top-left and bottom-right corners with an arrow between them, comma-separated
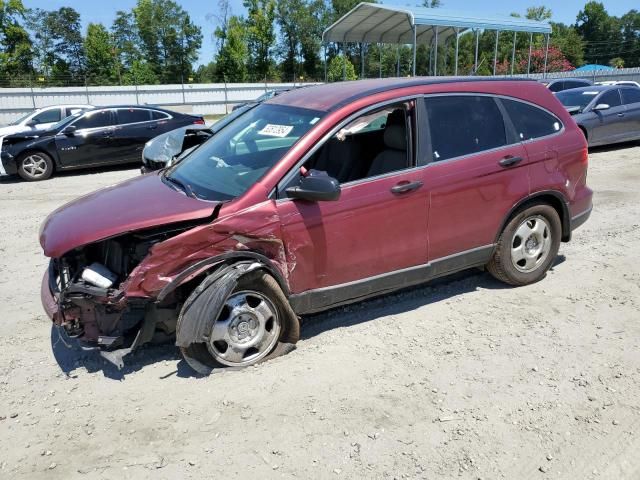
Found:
179,269 -> 300,375
487,204 -> 561,286
17,151 -> 54,181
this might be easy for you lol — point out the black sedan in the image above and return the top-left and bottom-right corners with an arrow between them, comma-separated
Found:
0,106 -> 204,181
556,85 -> 640,147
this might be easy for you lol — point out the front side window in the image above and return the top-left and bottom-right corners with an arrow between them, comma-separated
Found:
117,108 -> 151,124
598,89 -> 622,108
621,88 -> 640,105
74,110 -> 114,130
424,95 -> 507,162
32,108 -> 61,124
299,101 -> 414,185
166,103 -> 324,201
501,99 -> 562,141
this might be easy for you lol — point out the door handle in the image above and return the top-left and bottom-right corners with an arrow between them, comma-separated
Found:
617,113 -> 625,117
499,155 -> 523,167
147,124 -> 158,130
391,180 -> 423,194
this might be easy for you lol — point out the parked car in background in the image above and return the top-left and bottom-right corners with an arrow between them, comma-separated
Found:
39,78 -> 592,374
0,105 -> 92,136
0,106 -> 204,181
142,102 -> 259,172
540,78 -> 592,93
231,88 -> 292,111
595,80 -> 640,88
556,85 -> 640,147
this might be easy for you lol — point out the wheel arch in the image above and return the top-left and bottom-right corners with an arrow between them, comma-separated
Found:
16,147 -> 59,170
157,250 -> 290,304
496,191 -> 571,244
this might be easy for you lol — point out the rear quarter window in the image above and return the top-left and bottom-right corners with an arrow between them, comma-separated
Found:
500,99 -> 562,141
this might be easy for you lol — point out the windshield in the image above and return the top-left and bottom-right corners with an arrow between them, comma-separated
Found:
9,111 -> 33,126
165,103 -> 323,201
556,90 -> 600,110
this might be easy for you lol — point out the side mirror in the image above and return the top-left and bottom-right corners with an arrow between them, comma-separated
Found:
26,120 -> 38,128
286,169 -> 341,202
62,125 -> 77,136
593,103 -> 610,111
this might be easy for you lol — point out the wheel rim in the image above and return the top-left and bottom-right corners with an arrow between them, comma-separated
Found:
207,290 -> 281,366
510,215 -> 552,273
22,154 -> 48,178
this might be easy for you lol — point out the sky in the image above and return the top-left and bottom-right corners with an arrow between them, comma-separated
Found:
26,0 -> 639,66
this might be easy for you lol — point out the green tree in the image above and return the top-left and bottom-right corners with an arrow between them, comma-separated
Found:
214,15 -> 248,81
133,0 -> 202,83
421,0 -> 442,7
85,23 -> 117,85
243,0 -> 276,80
327,55 -> 356,81
112,11 -> 141,74
576,2 -> 623,65
619,10 -> 640,67
123,59 -> 158,84
0,0 -> 32,82
51,7 -> 86,79
550,22 -> 585,67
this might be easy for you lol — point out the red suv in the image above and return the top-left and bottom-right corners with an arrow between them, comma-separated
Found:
40,78 -> 592,374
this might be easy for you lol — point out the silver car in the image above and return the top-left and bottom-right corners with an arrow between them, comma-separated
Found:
556,85 -> 640,147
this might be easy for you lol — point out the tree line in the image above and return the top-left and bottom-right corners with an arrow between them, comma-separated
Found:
0,0 -> 639,87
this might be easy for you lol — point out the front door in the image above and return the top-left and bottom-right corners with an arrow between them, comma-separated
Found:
589,89 -> 627,144
56,109 -> 116,168
277,100 -> 429,298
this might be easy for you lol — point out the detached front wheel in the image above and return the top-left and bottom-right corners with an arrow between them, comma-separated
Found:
487,204 -> 561,286
179,269 -> 300,374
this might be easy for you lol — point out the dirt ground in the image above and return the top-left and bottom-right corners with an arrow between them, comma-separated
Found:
1,144 -> 639,480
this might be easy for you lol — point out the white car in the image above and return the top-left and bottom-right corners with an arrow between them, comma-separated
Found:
595,80 -> 640,88
0,105 -> 93,137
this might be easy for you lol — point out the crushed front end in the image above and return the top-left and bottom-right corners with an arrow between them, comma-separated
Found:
41,231 -> 182,366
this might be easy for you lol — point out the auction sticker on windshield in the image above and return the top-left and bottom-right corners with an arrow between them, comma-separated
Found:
258,124 -> 294,138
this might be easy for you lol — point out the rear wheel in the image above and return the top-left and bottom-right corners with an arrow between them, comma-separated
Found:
17,152 -> 54,181
179,270 -> 300,374
487,204 -> 561,286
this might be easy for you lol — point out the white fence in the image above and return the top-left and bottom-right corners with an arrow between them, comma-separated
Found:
1,67 -> 640,124
0,82 -> 320,125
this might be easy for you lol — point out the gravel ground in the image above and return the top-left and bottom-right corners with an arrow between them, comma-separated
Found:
0,145 -> 639,480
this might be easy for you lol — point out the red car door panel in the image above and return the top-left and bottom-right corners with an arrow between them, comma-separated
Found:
277,170 -> 429,294
425,143 -> 530,261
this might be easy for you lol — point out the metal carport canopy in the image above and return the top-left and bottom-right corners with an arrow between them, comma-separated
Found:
322,3 -> 552,45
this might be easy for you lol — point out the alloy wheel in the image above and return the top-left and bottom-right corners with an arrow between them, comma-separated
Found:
510,215 -> 552,273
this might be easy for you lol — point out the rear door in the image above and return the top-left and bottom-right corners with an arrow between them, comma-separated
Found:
421,94 -> 530,263
620,87 -> 640,140
111,108 -> 156,163
55,109 -> 116,168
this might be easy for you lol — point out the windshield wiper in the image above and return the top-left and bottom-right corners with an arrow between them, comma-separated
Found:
164,174 -> 196,199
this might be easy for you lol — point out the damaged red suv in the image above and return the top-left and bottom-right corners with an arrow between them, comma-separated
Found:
40,78 -> 592,374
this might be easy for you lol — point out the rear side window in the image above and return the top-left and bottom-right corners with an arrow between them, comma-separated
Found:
424,95 -> 507,162
599,89 -> 621,108
548,81 -> 564,93
118,108 -> 151,124
74,110 -> 114,130
151,110 -> 170,120
32,108 -> 61,124
621,88 -> 640,105
501,99 -> 562,141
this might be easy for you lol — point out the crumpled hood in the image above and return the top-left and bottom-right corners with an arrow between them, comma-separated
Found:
40,173 -> 219,258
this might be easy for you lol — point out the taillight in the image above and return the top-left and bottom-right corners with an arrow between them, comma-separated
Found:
193,118 -> 205,125
581,146 -> 589,166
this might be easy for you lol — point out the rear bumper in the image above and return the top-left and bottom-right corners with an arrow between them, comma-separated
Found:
570,205 -> 592,232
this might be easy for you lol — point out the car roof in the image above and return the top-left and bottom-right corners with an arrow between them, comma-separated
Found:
542,78 -> 590,84
267,77 -> 536,112
556,85 -> 613,94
